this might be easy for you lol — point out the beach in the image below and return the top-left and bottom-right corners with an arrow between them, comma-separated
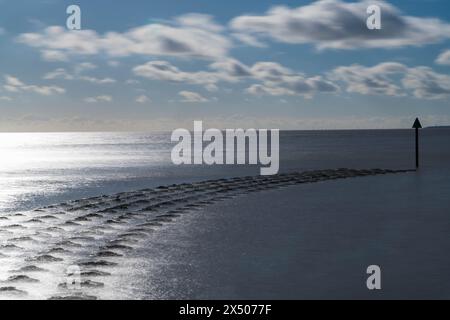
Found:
0,129 -> 449,299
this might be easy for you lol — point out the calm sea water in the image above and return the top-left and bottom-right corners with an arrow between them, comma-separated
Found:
0,129 -> 449,299
1,129 -> 449,214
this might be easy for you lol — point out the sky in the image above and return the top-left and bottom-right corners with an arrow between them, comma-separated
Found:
0,0 -> 449,131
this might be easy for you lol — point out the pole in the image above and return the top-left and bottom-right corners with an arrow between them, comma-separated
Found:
412,118 -> 422,170
415,128 -> 419,169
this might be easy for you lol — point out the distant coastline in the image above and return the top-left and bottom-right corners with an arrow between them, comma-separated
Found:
425,126 -> 450,129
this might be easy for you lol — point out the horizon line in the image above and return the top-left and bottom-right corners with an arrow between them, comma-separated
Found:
1,127 -> 448,134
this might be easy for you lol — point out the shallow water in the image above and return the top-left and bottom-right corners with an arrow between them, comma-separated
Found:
0,168 -> 406,299
0,129 -> 449,299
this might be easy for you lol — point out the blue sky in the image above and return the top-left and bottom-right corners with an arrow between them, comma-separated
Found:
0,0 -> 450,131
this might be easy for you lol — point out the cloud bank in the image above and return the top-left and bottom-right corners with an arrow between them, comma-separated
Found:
230,0 -> 450,50
331,62 -> 450,99
17,14 -> 231,61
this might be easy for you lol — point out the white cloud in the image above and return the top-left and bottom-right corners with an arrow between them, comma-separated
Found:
3,75 -> 65,96
132,60 -> 245,93
133,59 -> 251,85
24,85 -> 65,96
5,75 -> 25,87
246,84 -> 293,96
43,65 -> 116,85
402,67 -> 450,100
132,56 -> 450,100
232,33 -> 267,48
246,62 -> 340,98
436,50 -> 450,66
209,59 -> 252,77
78,76 -> 116,84
136,95 -> 151,103
41,50 -> 68,62
230,0 -> 450,50
331,62 -> 450,99
179,90 -> 209,102
84,95 -> 113,103
17,14 -> 231,61
43,68 -> 74,80
0,96 -> 12,101
205,84 -> 219,92
134,59 -> 339,98
3,85 -> 20,93
132,60 -> 234,89
18,27 -> 101,55
175,13 -> 224,33
331,62 -> 407,96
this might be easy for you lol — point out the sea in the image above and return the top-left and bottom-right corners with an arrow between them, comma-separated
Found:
0,129 -> 450,299
1,129 -> 449,215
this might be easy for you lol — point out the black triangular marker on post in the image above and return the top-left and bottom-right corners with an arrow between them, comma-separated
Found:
412,118 -> 422,169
